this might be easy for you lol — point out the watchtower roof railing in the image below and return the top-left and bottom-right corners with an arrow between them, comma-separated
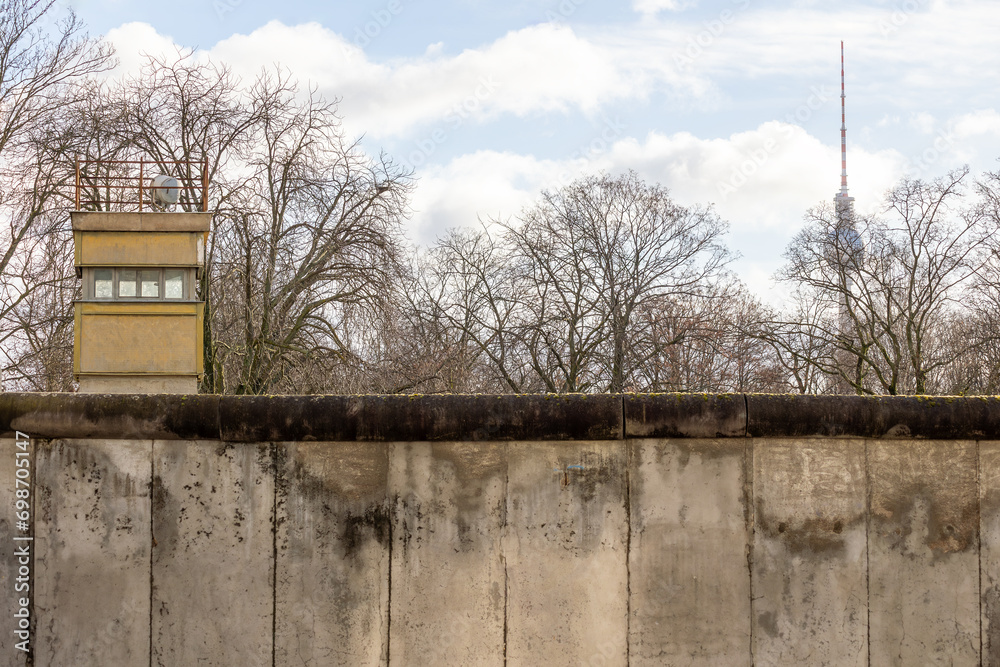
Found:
74,158 -> 209,212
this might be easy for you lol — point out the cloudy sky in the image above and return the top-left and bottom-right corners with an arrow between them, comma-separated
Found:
57,0 -> 1000,304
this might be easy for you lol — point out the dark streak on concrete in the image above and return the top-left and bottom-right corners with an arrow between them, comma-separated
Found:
150,474 -> 177,559
747,394 -> 879,438
985,586 -> 1000,665
341,505 -> 393,559
1,393 -> 220,440
280,443 -> 392,558
219,394 -> 623,443
757,611 -> 779,639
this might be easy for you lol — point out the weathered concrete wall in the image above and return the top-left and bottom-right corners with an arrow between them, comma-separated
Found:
3,393 -> 1000,665
389,441 -> 507,665
0,438 -> 30,667
506,441 -> 628,666
151,440 -> 274,666
752,438 -> 867,665
982,441 -> 1000,665
629,438 -> 750,666
34,439 -> 150,666
275,440 -> 390,666
868,439 -> 980,664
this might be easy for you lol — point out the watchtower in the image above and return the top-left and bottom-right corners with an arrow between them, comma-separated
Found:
72,159 -> 210,393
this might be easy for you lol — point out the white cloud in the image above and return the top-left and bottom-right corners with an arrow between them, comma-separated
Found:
105,19 -> 724,141
403,121 -> 908,302
208,21 -> 644,139
104,22 -> 183,75
909,112 -> 935,135
602,122 -> 902,230
602,1 -> 1000,104
953,109 -> 1000,139
890,109 -> 1000,181
102,1 -> 1000,143
407,151 -> 559,243
632,0 -> 699,15
101,1 -> 1000,149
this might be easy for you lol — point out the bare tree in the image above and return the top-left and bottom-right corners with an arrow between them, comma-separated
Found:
1,226 -> 76,390
416,172 -> 738,393
410,227 -> 540,393
209,92 -> 411,394
948,165 -> 1000,394
770,167 -> 993,395
627,286 -> 786,393
757,293 -> 837,394
0,0 -> 112,389
504,172 -> 735,392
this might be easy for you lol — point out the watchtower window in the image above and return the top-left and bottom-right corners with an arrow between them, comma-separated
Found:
94,269 -> 113,299
118,270 -> 137,297
140,270 -> 159,297
84,268 -> 196,301
165,269 -> 185,298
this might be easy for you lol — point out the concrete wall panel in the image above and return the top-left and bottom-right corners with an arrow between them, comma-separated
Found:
981,441 -> 1000,665
0,437 -> 31,667
275,441 -> 390,666
505,441 -> 628,667
752,438 -> 867,666
33,438 -> 151,666
389,442 -> 507,665
150,440 -> 273,666
628,438 -> 750,666
869,439 -> 979,665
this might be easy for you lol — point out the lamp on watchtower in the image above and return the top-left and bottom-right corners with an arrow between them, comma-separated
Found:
71,158 -> 210,394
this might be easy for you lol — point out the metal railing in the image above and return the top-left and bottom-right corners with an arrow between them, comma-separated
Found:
74,158 -> 209,212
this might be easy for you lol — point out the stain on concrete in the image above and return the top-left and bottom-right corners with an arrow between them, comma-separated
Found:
274,441 -> 391,666
549,450 -> 623,504
342,504 -> 392,558
32,439 -> 152,665
755,506 -> 858,556
872,487 -> 978,557
868,439 -> 979,665
870,438 -> 979,559
757,611 -> 779,638
151,440 -> 274,666
151,474 -> 180,557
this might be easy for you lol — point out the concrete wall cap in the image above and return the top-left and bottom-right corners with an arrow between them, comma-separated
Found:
4,393 -> 1000,441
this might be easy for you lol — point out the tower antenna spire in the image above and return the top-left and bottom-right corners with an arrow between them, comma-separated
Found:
840,40 -> 848,196
834,40 -> 854,217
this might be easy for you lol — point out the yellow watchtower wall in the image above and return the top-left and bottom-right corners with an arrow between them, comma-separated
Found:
73,301 -> 204,371
74,232 -> 204,266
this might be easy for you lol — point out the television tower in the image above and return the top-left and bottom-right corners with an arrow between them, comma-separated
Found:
834,40 -> 855,221
832,41 -> 862,393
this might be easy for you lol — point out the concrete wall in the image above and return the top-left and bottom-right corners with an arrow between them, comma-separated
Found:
2,393 -> 1000,665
